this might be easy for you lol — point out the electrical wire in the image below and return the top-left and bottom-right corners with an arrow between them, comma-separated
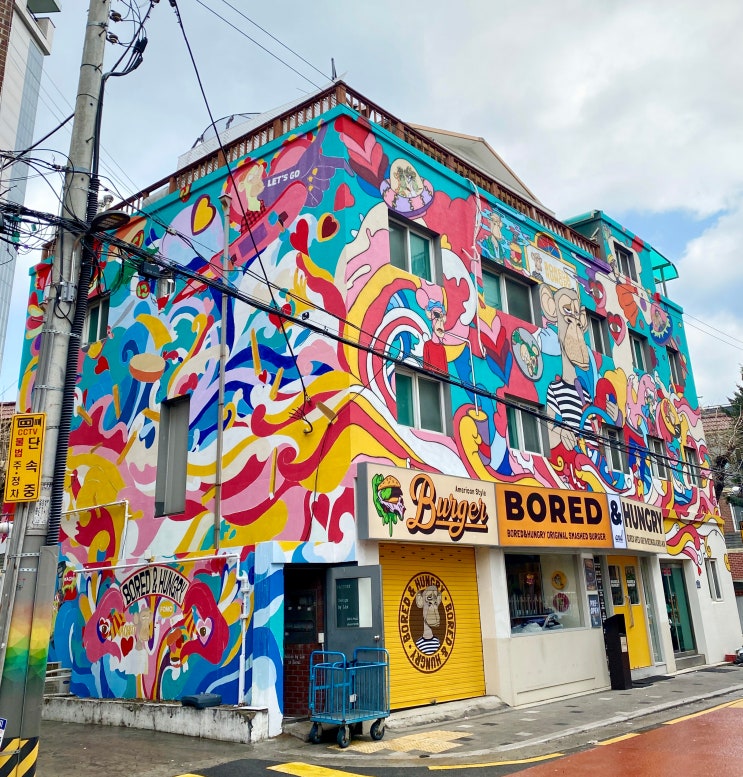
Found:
192,0 -> 325,89
212,0 -> 329,81
169,0 -> 313,411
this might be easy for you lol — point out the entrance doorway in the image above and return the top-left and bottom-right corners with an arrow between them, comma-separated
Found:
282,564 -> 384,718
606,555 -> 652,669
660,562 -> 696,654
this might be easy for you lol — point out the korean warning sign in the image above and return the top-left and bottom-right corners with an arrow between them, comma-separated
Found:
3,413 -> 46,503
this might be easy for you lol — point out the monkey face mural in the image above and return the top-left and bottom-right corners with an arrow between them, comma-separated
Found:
399,572 -> 456,673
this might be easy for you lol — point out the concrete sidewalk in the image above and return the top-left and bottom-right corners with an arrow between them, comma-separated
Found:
37,663 -> 743,775
284,663 -> 743,760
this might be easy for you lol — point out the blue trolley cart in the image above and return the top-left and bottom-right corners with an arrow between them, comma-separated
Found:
308,647 -> 390,748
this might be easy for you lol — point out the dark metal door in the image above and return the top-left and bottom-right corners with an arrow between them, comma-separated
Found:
325,564 -> 384,659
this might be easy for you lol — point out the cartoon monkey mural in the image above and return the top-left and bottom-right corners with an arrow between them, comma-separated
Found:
415,585 -> 442,655
539,285 -> 621,459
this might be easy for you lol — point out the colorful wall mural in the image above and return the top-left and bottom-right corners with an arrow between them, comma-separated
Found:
17,102 -> 718,712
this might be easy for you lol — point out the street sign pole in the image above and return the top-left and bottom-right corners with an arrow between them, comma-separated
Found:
0,3 -> 111,775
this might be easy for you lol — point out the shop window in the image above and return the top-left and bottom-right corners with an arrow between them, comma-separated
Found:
649,436 -> 669,479
588,312 -> 611,356
614,242 -> 637,282
506,553 -> 583,634
395,368 -> 447,434
608,564 -> 624,606
155,395 -> 190,516
629,332 -> 647,373
84,294 -> 109,345
482,266 -> 536,324
506,403 -> 547,456
705,558 -> 723,601
389,215 -> 437,282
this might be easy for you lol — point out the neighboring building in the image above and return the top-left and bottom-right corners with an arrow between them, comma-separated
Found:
19,82 -> 740,737
701,404 -> 743,629
0,0 -> 59,376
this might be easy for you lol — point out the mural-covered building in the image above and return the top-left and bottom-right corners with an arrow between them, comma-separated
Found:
19,82 -> 741,737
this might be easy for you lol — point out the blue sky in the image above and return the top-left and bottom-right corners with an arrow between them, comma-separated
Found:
3,0 -> 743,406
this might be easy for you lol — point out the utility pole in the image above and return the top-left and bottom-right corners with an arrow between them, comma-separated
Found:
0,2 -> 111,775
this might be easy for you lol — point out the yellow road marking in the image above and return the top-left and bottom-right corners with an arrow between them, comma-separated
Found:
598,733 -> 639,745
664,699 -> 738,724
269,764 -> 370,777
428,753 -> 563,769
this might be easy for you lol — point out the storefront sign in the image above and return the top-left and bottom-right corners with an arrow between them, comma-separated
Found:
609,495 -> 666,552
356,464 -> 497,545
497,484 -> 613,548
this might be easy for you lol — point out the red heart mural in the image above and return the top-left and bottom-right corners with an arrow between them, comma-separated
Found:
318,213 -> 339,242
290,219 -> 309,254
334,183 -> 355,211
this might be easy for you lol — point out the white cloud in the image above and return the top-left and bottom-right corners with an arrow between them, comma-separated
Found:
4,0 -> 743,405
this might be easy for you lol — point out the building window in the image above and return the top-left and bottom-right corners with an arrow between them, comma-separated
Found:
482,267 -> 535,324
730,500 -> 743,532
614,243 -> 637,282
667,347 -> 683,388
396,368 -> 446,434
629,332 -> 647,372
155,395 -> 190,516
683,445 -> 699,486
506,553 -> 583,633
588,312 -> 611,356
705,558 -> 723,601
649,436 -> 669,479
507,403 -> 547,456
389,216 -> 435,282
605,427 -> 628,473
84,295 -> 109,345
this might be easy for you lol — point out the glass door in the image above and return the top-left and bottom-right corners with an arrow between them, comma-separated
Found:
661,562 -> 696,653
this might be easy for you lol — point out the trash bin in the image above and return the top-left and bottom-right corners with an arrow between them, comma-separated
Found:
604,613 -> 632,690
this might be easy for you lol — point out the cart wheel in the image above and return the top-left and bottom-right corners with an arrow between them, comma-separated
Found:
308,723 -> 322,744
370,719 -> 385,741
337,724 -> 351,748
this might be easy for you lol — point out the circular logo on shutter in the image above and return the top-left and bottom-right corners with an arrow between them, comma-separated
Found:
399,572 -> 455,673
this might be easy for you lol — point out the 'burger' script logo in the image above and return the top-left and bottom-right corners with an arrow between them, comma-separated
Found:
399,572 -> 455,673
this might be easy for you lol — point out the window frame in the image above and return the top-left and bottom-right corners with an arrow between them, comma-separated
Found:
388,214 -> 438,283
84,294 -> 110,346
683,444 -> 700,486
667,346 -> 683,388
629,332 -> 648,373
605,426 -> 629,474
482,264 -> 537,325
587,311 -> 611,356
155,395 -> 190,517
614,242 -> 637,282
729,500 -> 743,532
705,557 -> 723,601
648,436 -> 669,480
506,402 -> 548,457
395,366 -> 449,434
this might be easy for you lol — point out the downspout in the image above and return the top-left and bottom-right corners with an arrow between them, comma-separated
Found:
237,569 -> 252,706
214,194 -> 232,551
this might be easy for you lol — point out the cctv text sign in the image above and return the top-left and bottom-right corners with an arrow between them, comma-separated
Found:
3,413 -> 46,503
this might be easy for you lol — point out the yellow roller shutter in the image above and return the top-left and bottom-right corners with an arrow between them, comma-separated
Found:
379,543 -> 485,709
